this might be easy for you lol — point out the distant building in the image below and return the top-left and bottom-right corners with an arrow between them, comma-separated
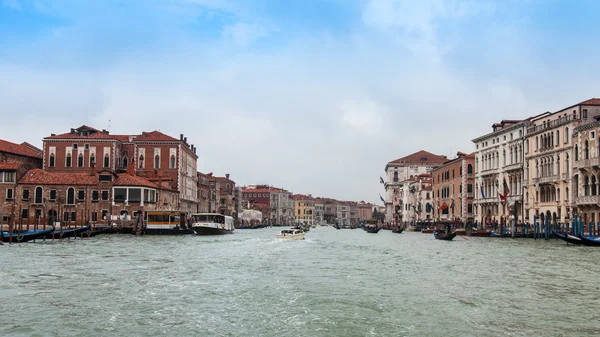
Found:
356,201 -> 374,223
292,194 -> 315,225
384,150 -> 447,223
432,152 -> 475,223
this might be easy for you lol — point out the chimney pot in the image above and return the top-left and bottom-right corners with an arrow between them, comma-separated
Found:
226,173 -> 230,179
71,128 -> 75,133
51,133 -> 56,137
180,134 -> 184,140
184,137 -> 187,144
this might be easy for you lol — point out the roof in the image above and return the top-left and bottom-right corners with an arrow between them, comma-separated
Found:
45,131 -> 117,140
133,131 -> 179,142
243,188 -> 281,194
19,169 -> 169,189
292,194 -> 313,201
19,169 -> 98,185
387,150 -> 447,166
0,162 -> 21,170
0,139 -> 43,159
579,98 -> 600,106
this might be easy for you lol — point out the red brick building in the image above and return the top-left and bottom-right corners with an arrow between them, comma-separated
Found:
42,125 -> 198,212
432,152 -> 475,223
0,139 -> 43,227
213,175 -> 236,216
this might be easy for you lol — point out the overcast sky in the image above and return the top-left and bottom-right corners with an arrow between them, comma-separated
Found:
1,0 -> 599,204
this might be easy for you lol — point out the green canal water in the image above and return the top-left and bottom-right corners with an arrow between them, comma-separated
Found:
1,227 -> 600,337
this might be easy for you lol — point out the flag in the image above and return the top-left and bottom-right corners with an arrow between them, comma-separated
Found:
535,180 -> 539,192
503,178 -> 510,198
440,202 -> 448,211
380,177 -> 385,184
480,185 -> 485,199
380,195 -> 385,203
450,199 -> 455,210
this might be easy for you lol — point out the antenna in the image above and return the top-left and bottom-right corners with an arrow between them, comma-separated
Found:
108,119 -> 111,133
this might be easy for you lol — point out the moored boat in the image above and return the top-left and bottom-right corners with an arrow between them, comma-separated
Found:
422,228 -> 434,234
276,229 -> 305,240
553,232 -> 584,245
191,213 -> 234,235
468,229 -> 492,237
41,225 -> 91,239
364,226 -> 381,234
145,210 -> 196,235
82,226 -> 114,238
578,235 -> 600,246
392,227 -> 404,234
2,226 -> 55,243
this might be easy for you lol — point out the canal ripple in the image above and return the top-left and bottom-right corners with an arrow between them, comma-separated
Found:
1,227 -> 600,336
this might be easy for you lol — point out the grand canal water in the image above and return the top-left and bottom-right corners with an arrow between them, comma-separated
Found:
2,227 -> 600,337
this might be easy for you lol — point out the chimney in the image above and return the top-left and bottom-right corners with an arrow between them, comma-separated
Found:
70,128 -> 75,133
127,158 -> 135,176
226,173 -> 230,179
180,134 -> 184,141
184,137 -> 187,144
51,133 -> 56,137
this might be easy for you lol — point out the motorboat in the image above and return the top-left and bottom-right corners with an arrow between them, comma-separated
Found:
276,229 -> 305,240
191,213 -> 235,235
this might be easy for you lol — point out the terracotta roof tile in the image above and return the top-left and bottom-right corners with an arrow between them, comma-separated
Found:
133,131 -> 178,142
580,98 -> 600,106
0,162 -> 21,170
19,169 -> 98,185
0,139 -> 43,159
115,174 -> 162,189
388,150 -> 447,166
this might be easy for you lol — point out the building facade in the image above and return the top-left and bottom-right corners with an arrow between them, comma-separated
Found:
42,125 -> 198,212
384,150 -> 447,223
432,152 -> 475,223
473,120 -> 529,225
356,201 -> 374,223
292,194 -> 315,225
524,99 -> 600,224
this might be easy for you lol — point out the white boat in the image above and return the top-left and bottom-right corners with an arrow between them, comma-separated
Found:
190,213 -> 234,235
276,229 -> 305,240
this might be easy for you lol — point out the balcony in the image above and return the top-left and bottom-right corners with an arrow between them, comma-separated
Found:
576,195 -> 600,205
480,167 -> 499,177
466,192 -> 474,198
475,196 -> 500,204
504,162 -> 523,172
534,175 -> 558,184
562,173 -> 569,181
574,157 -> 600,169
527,114 -> 578,135
467,174 -> 474,179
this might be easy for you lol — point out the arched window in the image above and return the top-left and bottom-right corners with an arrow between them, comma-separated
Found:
154,155 -> 160,169
49,153 -> 55,167
123,156 -> 128,168
139,155 -> 144,168
585,140 -> 590,160
78,154 -> 84,168
67,187 -> 75,205
35,186 -> 43,204
556,130 -> 560,146
393,171 -> 398,182
565,127 -> 569,144
170,155 -> 176,169
592,175 -> 597,196
585,176 -> 590,196
575,144 -> 579,161
104,154 -> 110,168
66,153 -> 72,167
90,154 -> 96,167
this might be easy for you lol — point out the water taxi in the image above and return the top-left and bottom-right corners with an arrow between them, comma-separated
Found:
190,213 -> 234,235
276,229 -> 305,240
144,210 -> 195,235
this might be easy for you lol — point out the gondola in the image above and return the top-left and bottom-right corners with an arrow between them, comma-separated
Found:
578,235 -> 600,247
392,227 -> 404,234
1,226 -> 55,243
433,229 -> 457,241
41,226 -> 91,239
364,226 -> 381,234
552,232 -> 584,245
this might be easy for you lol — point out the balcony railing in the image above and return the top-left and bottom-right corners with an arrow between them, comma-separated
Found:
504,162 -> 523,171
466,192 -> 474,198
534,175 -> 558,184
527,114 -> 578,135
467,173 -> 473,178
574,157 -> 600,169
576,195 -> 600,205
480,168 -> 499,176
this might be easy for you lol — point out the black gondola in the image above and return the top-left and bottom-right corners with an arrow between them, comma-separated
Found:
578,235 -> 600,246
553,232 -> 584,245
2,226 -> 55,243
364,226 -> 381,234
41,226 -> 91,239
392,227 -> 404,234
433,229 -> 457,241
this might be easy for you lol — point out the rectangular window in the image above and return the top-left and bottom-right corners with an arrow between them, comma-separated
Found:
22,189 -> 30,200
6,188 -> 13,200
1,171 -> 16,183
78,190 -> 85,201
92,190 -> 99,201
63,211 -> 69,222
591,131 -> 596,140
91,211 -> 98,222
49,155 -> 55,167
21,208 -> 28,219
50,189 -> 57,201
129,188 -> 141,202
144,189 -> 156,203
71,211 -> 76,222
102,209 -> 109,220
99,175 -> 112,182
84,144 -> 90,150
73,144 -> 78,149
114,188 -> 127,202
101,190 -> 109,201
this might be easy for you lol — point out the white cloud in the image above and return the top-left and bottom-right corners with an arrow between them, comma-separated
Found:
340,99 -> 385,133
